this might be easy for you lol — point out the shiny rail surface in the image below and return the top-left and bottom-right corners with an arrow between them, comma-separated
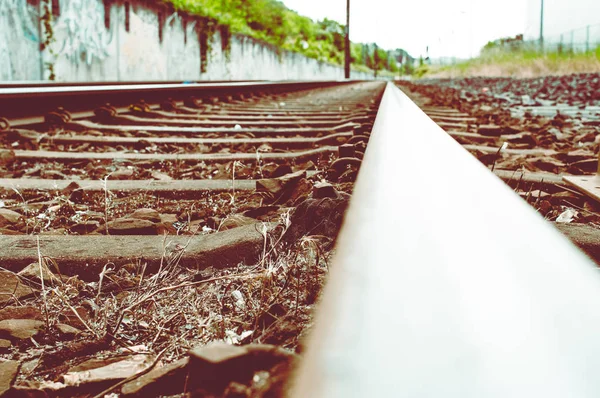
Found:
294,83 -> 600,397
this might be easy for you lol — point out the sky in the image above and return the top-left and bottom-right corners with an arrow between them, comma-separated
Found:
282,0 -> 600,60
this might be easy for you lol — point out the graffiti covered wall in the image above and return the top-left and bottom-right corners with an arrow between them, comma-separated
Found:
0,0 -> 43,80
0,0 -> 372,81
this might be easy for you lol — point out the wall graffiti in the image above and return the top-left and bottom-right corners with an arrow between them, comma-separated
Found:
0,0 -> 364,81
0,0 -> 40,80
53,0 -> 114,65
0,43 -> 12,81
0,0 -> 40,42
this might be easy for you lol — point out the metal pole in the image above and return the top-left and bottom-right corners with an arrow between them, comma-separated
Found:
344,0 -> 351,79
539,0 -> 544,50
587,25 -> 590,52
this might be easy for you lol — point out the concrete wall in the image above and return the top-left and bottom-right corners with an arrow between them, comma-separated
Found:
0,0 -> 43,81
0,0 -> 372,82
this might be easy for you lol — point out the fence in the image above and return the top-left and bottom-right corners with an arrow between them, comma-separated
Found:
539,24 -> 600,53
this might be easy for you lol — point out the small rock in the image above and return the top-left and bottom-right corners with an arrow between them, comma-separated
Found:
39,228 -> 67,236
546,127 -> 567,140
0,306 -> 42,322
40,170 -> 68,180
205,216 -> 221,230
58,306 -> 91,329
550,191 -> 583,207
121,357 -> 189,397
284,193 -> 351,247
574,132 -> 596,143
83,211 -> 105,222
224,381 -> 249,396
18,262 -> 61,287
248,358 -> 295,398
296,160 -> 316,171
150,171 -> 172,181
188,343 -> 296,394
284,178 -> 313,206
538,200 -> 553,216
521,95 -> 535,105
530,156 -> 566,173
257,303 -> 287,330
69,357 -> 129,373
61,181 -> 81,196
569,158 -> 597,173
105,218 -> 158,235
220,214 -> 258,231
70,221 -> 101,235
271,164 -> 293,178
110,168 -> 135,180
0,149 -> 16,165
160,213 -> 179,225
158,213 -> 178,235
63,354 -> 154,386
565,149 -> 595,163
0,209 -> 24,229
257,143 -> 273,153
127,208 -> 161,223
0,319 -> 45,341
56,324 -> 81,339
503,132 -> 537,147
8,129 -> 41,143
8,384 -> 57,397
0,271 -> 36,306
256,170 -> 306,199
0,360 -> 20,396
520,190 -> 549,199
312,181 -> 338,199
0,339 -> 11,352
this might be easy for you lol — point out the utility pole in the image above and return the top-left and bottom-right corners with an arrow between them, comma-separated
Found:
586,25 -> 590,52
539,0 -> 544,50
344,0 -> 351,79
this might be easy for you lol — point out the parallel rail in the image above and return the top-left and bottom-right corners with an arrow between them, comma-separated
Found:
3,80 -> 600,395
0,80 -> 351,126
294,83 -> 600,397
0,81 -> 384,279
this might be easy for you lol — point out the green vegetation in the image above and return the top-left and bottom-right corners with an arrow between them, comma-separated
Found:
425,37 -> 600,78
165,0 -> 411,74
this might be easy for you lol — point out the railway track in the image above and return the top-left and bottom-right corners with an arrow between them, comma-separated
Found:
0,81 -> 384,397
3,79 -> 600,397
0,82 -> 382,276
295,81 -> 600,398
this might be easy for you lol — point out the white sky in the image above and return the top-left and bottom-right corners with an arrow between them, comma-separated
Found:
282,0 -> 600,59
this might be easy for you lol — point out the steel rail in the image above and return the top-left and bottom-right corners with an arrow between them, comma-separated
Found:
294,83 -> 600,397
0,80 -> 359,124
0,80 -> 261,89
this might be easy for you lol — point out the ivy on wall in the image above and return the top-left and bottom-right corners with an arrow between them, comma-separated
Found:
165,0 -> 407,73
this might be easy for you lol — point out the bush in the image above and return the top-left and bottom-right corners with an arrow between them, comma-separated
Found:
165,0 -> 405,73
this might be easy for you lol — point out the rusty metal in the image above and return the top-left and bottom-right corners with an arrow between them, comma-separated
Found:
12,146 -> 339,162
63,120 -> 361,136
0,81 -> 358,125
0,81 -> 384,197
